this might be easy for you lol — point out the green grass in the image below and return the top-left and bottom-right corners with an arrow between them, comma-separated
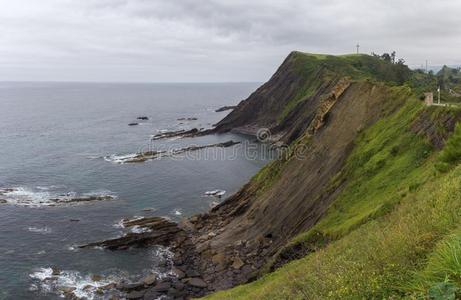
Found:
206,157 -> 461,299
436,123 -> 461,172
407,229 -> 461,298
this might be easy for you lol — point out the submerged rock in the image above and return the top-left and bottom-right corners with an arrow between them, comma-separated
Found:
151,128 -> 200,140
128,123 -> 139,126
137,116 -> 149,120
50,195 -> 114,203
109,140 -> 240,164
79,217 -> 182,250
215,105 -> 237,112
177,117 -> 198,121
51,266 -> 61,276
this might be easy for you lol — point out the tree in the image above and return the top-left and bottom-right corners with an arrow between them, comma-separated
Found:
391,51 -> 396,64
381,53 -> 392,62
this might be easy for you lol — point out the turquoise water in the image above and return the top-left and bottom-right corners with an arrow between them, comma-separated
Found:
0,82 -> 269,299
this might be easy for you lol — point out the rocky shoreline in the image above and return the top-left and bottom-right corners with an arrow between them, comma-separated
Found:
107,140 -> 240,164
78,216 -> 211,299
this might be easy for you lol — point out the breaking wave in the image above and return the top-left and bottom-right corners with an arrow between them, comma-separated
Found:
0,186 -> 115,207
30,247 -> 175,299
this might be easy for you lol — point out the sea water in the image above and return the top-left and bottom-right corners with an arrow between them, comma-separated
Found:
0,82 -> 269,299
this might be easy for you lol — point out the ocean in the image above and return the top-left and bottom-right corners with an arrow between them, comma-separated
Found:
0,82 -> 269,299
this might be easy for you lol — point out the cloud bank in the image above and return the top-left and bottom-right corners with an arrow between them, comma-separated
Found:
0,0 -> 460,82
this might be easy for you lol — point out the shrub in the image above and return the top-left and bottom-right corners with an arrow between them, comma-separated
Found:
436,123 -> 461,172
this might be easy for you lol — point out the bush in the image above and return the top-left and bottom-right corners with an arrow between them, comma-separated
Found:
437,123 -> 461,172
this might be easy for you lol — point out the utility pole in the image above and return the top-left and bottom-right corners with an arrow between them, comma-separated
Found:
356,43 -> 360,54
426,60 -> 428,73
438,86 -> 441,104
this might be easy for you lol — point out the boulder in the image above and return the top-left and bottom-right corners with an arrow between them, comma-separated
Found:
142,274 -> 157,286
186,278 -> 207,288
212,253 -> 228,267
126,290 -> 145,299
151,281 -> 171,292
172,267 -> 185,279
185,269 -> 200,277
118,281 -> 144,291
51,266 -> 61,276
231,257 -> 245,269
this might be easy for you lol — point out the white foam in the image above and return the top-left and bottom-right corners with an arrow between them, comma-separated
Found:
0,187 -> 115,207
30,267 -> 53,281
1,187 -> 52,206
67,245 -> 78,252
30,246 -> 175,299
130,225 -> 152,234
173,209 -> 182,216
205,189 -> 226,197
30,267 -> 120,300
104,153 -> 138,164
215,190 -> 226,197
28,226 -> 52,234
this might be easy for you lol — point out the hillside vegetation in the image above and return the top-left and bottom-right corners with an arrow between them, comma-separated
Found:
200,52 -> 461,299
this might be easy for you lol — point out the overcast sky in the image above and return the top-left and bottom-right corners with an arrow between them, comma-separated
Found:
1,0 -> 460,82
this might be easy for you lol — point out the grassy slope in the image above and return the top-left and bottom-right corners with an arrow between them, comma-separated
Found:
208,161 -> 461,299
206,94 -> 461,299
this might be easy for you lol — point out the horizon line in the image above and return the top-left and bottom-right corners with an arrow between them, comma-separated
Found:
0,80 -> 263,85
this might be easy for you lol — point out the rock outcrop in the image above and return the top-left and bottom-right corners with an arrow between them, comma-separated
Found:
215,106 -> 237,112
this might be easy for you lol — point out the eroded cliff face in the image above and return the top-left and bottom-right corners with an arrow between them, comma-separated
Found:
185,59 -> 413,290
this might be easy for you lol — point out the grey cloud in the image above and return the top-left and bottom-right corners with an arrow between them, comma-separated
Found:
0,0 -> 460,82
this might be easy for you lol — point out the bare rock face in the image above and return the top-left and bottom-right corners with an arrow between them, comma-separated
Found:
79,217 -> 182,250
411,108 -> 461,149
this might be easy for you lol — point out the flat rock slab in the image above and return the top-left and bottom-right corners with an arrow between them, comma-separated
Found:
79,217 -> 183,250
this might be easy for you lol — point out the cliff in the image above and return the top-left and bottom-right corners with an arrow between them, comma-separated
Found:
192,52 -> 461,299
85,52 -> 461,299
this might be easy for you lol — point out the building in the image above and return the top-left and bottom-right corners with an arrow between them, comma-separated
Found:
424,92 -> 433,106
